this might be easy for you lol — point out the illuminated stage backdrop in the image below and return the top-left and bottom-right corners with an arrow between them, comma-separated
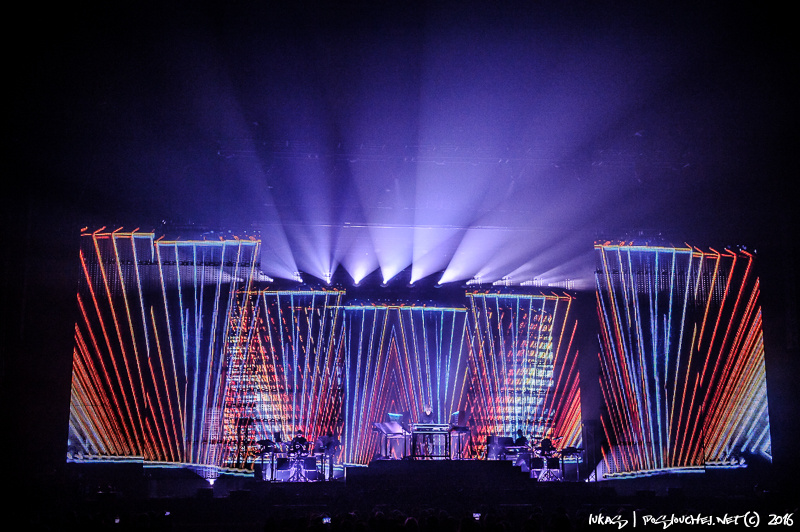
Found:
466,292 -> 583,454
68,228 -> 266,472
215,289 -> 345,469
340,305 -> 471,465
595,243 -> 771,476
68,230 -> 583,475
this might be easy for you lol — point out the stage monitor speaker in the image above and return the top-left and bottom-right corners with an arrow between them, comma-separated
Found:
562,461 -> 579,481
547,457 -> 560,470
274,457 -> 292,481
296,456 -> 318,481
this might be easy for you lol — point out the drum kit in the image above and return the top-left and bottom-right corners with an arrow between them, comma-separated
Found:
531,437 -> 561,481
255,431 -> 341,482
514,436 -> 583,482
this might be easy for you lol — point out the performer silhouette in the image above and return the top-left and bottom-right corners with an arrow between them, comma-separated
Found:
289,429 -> 307,455
420,405 -> 435,457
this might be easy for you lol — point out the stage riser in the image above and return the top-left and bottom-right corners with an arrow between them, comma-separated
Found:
345,460 -> 532,492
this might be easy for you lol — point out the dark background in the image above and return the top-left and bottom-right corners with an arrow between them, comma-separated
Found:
5,0 -> 797,500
